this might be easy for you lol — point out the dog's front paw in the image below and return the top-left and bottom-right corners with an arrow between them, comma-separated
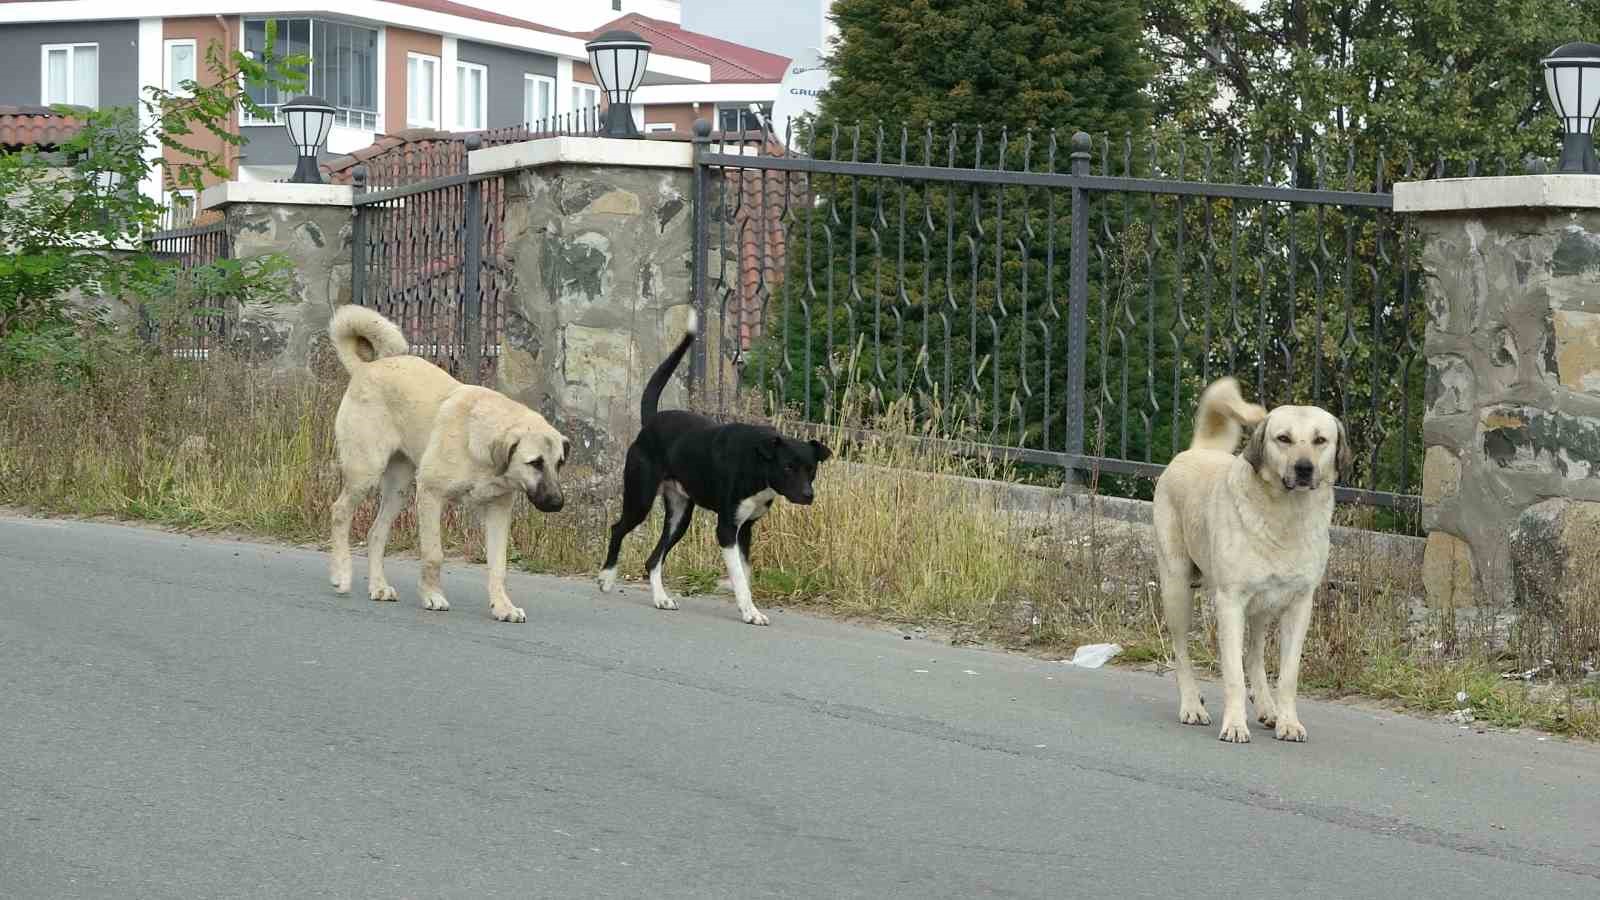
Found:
1217,717 -> 1251,743
422,591 -> 451,612
490,602 -> 526,624
653,595 -> 680,611
331,566 -> 351,595
597,568 -> 617,593
369,582 -> 398,602
1179,699 -> 1211,726
1274,718 -> 1307,742
742,608 -> 770,626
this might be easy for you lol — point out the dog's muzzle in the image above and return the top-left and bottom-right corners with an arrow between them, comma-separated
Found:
530,489 -> 565,513
1289,459 -> 1315,489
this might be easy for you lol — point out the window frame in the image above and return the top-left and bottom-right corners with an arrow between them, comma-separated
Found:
454,60 -> 488,131
239,17 -> 379,130
407,52 -> 441,129
163,38 -> 198,97
571,83 -> 599,114
523,73 -> 556,127
40,42 -> 99,108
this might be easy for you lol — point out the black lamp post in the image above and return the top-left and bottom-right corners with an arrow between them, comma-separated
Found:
585,30 -> 652,139
281,95 -> 336,184
1542,42 -> 1600,174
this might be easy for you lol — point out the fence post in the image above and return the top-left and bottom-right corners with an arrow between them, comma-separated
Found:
690,118 -> 712,402
350,165 -> 368,308
1065,132 -> 1091,483
462,135 -> 484,386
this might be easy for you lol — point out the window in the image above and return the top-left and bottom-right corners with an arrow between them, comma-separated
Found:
408,53 -> 440,128
41,43 -> 98,108
523,73 -> 555,127
455,61 -> 487,130
613,1 -> 622,10
717,103 -> 772,134
162,190 -> 198,230
242,18 -> 378,130
164,40 -> 197,96
572,83 -> 599,114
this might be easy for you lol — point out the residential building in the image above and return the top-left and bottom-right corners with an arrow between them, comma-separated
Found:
680,0 -> 836,76
0,0 -> 717,200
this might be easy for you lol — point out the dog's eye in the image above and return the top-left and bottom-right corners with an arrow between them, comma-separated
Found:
1275,435 -> 1292,444
1312,436 -> 1327,446
531,458 -> 545,471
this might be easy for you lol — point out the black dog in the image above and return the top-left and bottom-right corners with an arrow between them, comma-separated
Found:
597,312 -> 831,625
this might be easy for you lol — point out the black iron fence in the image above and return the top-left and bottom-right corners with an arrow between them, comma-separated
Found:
143,219 -> 233,358
693,123 -> 1430,513
350,135 -> 509,384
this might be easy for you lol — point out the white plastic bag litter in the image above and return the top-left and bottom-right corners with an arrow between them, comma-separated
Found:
1068,643 -> 1123,669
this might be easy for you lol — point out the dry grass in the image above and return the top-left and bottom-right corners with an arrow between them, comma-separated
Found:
2,353 -> 1597,740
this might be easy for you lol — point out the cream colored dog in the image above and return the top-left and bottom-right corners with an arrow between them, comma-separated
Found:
1152,377 -> 1349,744
326,306 -> 569,624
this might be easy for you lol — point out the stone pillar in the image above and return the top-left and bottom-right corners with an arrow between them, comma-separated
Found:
471,137 -> 704,459
1397,175 -> 1600,609
197,182 -> 357,372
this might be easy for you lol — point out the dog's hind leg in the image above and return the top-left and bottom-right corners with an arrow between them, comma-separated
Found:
482,494 -> 525,623
1161,568 -> 1209,726
599,444 -> 658,593
1247,610 -> 1280,728
363,455 -> 415,602
329,464 -> 381,596
717,518 -> 768,626
644,487 -> 693,611
415,486 -> 450,612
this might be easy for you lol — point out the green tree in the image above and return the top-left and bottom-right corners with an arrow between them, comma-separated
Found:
1145,0 -> 1600,175
0,34 -> 304,380
822,0 -> 1152,136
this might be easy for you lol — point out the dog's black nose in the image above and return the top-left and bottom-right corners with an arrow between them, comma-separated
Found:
1294,460 -> 1314,483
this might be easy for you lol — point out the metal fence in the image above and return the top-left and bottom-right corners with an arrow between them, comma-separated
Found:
143,219 -> 233,358
693,123 -> 1430,512
350,134 -> 513,383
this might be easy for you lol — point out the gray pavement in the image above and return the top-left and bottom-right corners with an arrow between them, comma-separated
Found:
2,513 -> 1597,899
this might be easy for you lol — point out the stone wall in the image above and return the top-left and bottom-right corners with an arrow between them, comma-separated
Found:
493,163 -> 704,460
1417,200 -> 1600,608
220,201 -> 354,371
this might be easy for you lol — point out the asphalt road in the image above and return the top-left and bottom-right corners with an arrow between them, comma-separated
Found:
3,514 -> 1598,899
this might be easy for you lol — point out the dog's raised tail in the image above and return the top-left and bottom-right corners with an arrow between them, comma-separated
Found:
330,305 -> 410,374
641,310 -> 698,421
1189,377 -> 1267,453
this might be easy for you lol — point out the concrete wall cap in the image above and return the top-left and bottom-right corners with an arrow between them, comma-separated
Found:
200,182 -> 356,211
1395,174 -> 1600,213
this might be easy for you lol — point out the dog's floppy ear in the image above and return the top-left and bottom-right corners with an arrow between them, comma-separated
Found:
493,435 -> 520,476
758,434 -> 783,460
1335,417 -> 1352,480
561,437 -> 572,466
809,439 -> 832,463
1242,418 -> 1267,472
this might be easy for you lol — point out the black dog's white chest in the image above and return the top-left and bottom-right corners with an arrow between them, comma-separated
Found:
735,488 -> 777,524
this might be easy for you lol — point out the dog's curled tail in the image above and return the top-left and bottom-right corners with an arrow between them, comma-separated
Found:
641,309 -> 699,421
1189,376 -> 1267,453
330,305 -> 410,374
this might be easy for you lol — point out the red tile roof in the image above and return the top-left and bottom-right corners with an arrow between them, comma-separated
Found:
0,104 -> 86,149
594,13 -> 790,83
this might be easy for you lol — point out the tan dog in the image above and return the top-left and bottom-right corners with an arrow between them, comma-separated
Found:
1152,377 -> 1349,743
326,306 -> 569,623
